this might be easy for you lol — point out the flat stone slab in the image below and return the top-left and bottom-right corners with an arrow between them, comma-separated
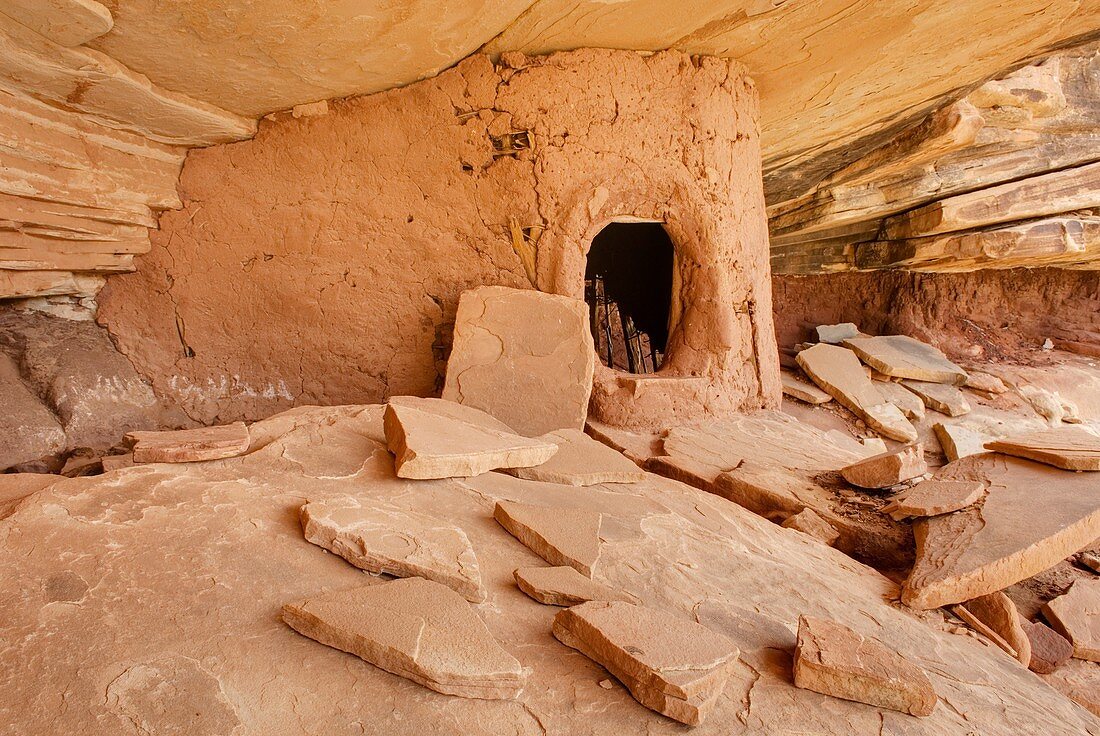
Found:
874,379 -> 926,420
383,397 -> 557,479
815,322 -> 860,344
504,428 -> 645,486
933,423 -> 990,461
553,601 -> 740,726
494,500 -> 601,576
3,404 -> 1099,735
793,615 -> 938,717
442,285 -> 595,437
985,427 -> 1100,471
126,421 -> 250,463
1025,620 -> 1074,674
901,380 -> 971,416
797,343 -> 917,442
840,444 -> 927,489
842,335 -> 967,385
1043,580 -> 1100,662
883,479 -> 987,520
513,566 -> 630,606
965,372 -> 1008,394
903,453 -> 1100,609
301,497 -> 485,602
953,592 -> 1030,664
781,508 -> 839,546
283,578 -> 527,699
780,371 -> 834,404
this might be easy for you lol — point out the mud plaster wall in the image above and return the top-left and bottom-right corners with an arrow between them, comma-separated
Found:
97,49 -> 779,428
772,269 -> 1100,363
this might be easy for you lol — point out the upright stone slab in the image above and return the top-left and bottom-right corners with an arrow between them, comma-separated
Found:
903,453 -> 1100,609
953,592 -> 1031,664
842,335 -> 968,384
383,397 -> 557,479
443,286 -> 595,437
282,578 -> 527,700
796,343 -> 917,442
552,601 -> 739,726
1043,580 -> 1100,662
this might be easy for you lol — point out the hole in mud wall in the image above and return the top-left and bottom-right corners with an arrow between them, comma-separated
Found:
584,222 -> 675,374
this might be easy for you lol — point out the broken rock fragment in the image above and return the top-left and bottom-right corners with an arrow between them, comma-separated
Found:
552,601 -> 739,726
127,422 -> 250,463
933,422 -> 990,461
815,322 -> 860,344
793,615 -> 937,717
383,397 -> 556,479
903,453 -> 1100,609
494,500 -> 601,575
504,428 -> 645,486
842,335 -> 967,384
840,443 -> 927,489
1043,580 -> 1100,662
796,343 -> 917,442
513,566 -> 630,606
882,479 -> 986,520
965,371 -> 1008,395
1024,620 -> 1074,674
301,497 -> 485,602
282,578 -> 527,700
901,380 -> 971,416
873,379 -> 926,420
781,508 -> 840,546
952,592 -> 1030,664
442,285 -> 595,437
985,426 -> 1100,471
780,370 -> 834,404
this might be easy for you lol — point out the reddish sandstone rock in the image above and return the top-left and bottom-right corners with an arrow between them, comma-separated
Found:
513,566 -> 630,606
127,421 -> 250,463
883,479 -> 986,520
780,371 -> 833,405
0,353 -> 64,470
1024,620 -> 1074,674
953,592 -> 1031,664
781,508 -> 839,546
793,615 -> 938,717
383,397 -> 556,479
494,500 -> 601,576
840,443 -> 927,489
443,286 -> 595,437
301,497 -> 485,602
842,335 -> 968,384
552,601 -> 739,725
985,427 -> 1100,471
901,380 -> 972,416
283,578 -> 527,700
1043,580 -> 1100,662
504,428 -> 645,486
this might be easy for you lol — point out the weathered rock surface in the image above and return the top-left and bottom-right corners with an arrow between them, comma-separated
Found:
127,422 -> 250,463
301,497 -> 485,602
903,453 -> 1100,609
513,566 -> 630,607
99,452 -> 135,472
965,372 -> 1008,395
986,427 -> 1100,471
0,0 -> 113,47
902,380 -> 971,417
2,404 -> 1098,734
840,444 -> 927,489
793,615 -> 938,717
1043,580 -> 1100,662
953,592 -> 1030,665
842,335 -> 967,384
0,472 -> 56,519
1042,658 -> 1100,717
505,429 -> 645,486
0,352 -> 65,470
442,286 -> 594,437
933,423 -> 990,462
383,397 -> 557,479
1025,620 -> 1075,674
781,508 -> 839,546
494,500 -> 601,576
283,578 -> 527,699
815,323 -> 859,344
553,601 -> 739,725
780,370 -> 834,404
883,480 -> 986,520
654,411 -> 912,569
873,379 -> 926,420
797,343 -> 917,442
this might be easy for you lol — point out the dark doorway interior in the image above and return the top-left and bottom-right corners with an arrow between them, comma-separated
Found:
584,222 -> 674,373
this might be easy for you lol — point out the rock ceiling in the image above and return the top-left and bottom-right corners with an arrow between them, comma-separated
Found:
88,0 -> 1100,171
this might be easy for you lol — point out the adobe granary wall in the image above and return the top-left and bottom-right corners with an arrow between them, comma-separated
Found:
96,48 -> 780,429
